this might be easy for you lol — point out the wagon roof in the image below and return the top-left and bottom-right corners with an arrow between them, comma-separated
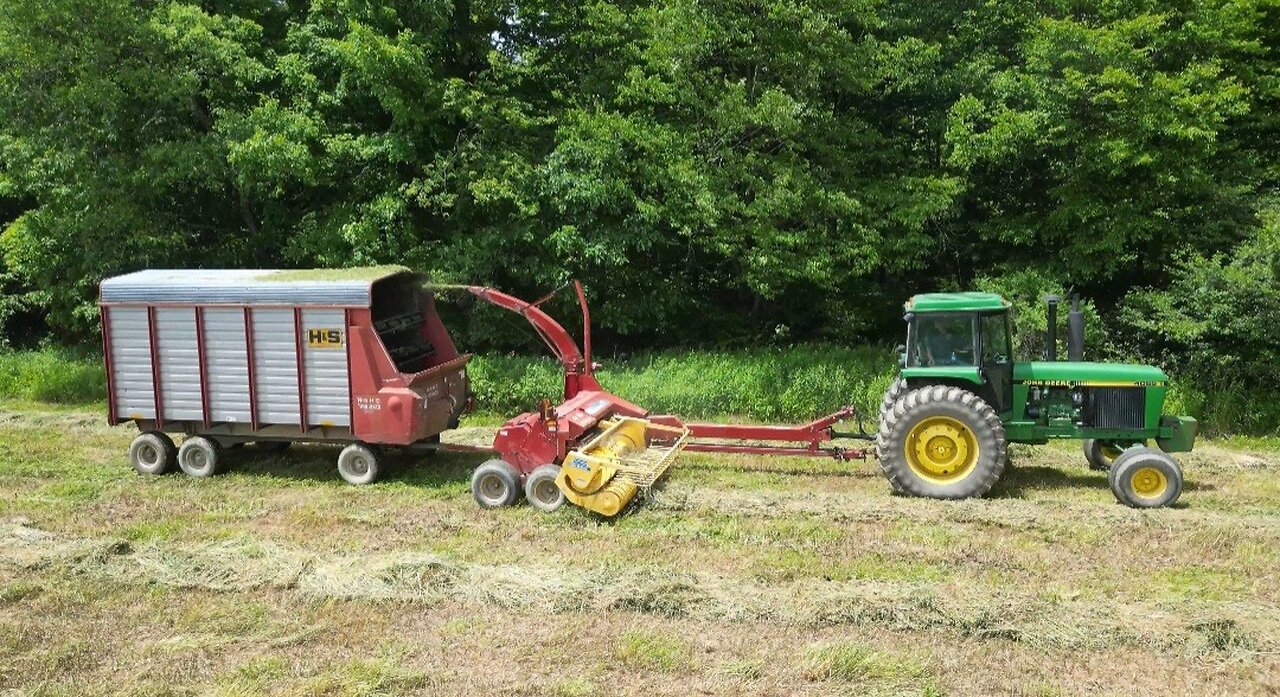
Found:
99,266 -> 417,307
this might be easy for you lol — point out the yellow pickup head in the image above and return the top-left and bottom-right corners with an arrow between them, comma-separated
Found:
556,417 -> 689,516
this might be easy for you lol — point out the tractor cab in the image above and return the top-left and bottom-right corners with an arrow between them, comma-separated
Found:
901,292 -> 1014,414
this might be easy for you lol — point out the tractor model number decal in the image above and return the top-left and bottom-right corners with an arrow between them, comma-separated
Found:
356,396 -> 381,412
307,328 -> 344,348
1020,380 -> 1165,387
569,458 -> 591,472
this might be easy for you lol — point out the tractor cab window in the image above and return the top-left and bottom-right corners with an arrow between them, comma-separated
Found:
980,313 -> 1012,365
917,315 -> 976,366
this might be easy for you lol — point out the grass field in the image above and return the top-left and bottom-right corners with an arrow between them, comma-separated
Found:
1,401 -> 1278,696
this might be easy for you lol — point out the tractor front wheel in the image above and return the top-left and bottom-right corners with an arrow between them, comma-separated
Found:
1083,439 -> 1127,471
877,385 -> 1007,499
1109,447 -> 1183,508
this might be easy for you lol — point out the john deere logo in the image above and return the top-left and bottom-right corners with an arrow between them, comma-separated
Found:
307,328 -> 343,348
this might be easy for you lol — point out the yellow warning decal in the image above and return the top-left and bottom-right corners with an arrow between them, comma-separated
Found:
307,328 -> 344,348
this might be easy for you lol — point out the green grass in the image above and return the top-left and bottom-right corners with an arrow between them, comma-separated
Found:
5,344 -> 1279,435
0,349 -> 106,403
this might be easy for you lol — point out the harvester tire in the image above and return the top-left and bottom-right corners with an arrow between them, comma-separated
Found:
471,459 -> 521,508
1083,439 -> 1125,471
337,443 -> 381,485
877,385 -> 1007,499
178,436 -> 222,478
524,464 -> 565,513
1109,447 -> 1182,508
129,431 -> 176,475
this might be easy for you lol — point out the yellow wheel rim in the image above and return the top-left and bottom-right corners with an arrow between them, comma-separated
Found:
904,416 -> 979,483
1130,466 -> 1168,499
1100,443 -> 1124,463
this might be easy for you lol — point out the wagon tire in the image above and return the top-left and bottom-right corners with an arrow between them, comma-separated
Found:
178,436 -> 223,478
524,464 -> 565,513
129,432 -> 176,475
337,443 -> 381,485
876,385 -> 1007,499
1110,447 -> 1183,508
471,459 -> 521,508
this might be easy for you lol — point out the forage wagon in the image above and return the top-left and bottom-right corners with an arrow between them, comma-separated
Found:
99,266 -> 470,483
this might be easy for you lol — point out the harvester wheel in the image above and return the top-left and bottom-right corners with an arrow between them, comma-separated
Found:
524,464 -> 565,513
471,459 -> 521,508
1109,447 -> 1183,508
1083,439 -> 1126,471
129,431 -> 176,475
178,436 -> 222,478
337,443 -> 381,485
877,385 -> 1007,499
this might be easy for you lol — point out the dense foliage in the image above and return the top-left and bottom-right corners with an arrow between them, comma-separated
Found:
1,0 -> 1277,424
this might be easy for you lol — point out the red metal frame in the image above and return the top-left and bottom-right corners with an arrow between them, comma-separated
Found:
244,307 -> 259,431
146,307 -> 164,428
471,282 -> 874,474
293,307 -> 308,431
101,305 -> 117,424
195,307 -> 211,429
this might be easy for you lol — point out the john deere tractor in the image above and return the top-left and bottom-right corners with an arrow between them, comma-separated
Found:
877,293 -> 1197,508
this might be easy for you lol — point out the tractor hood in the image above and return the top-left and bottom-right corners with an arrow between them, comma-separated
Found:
1012,362 -> 1167,386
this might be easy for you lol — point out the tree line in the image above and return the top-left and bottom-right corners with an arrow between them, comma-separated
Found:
1,0 -> 1276,391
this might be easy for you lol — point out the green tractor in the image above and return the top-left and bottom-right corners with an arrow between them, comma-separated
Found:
877,292 -> 1197,508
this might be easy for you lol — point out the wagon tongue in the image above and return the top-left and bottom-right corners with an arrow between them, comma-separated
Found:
557,416 -> 690,516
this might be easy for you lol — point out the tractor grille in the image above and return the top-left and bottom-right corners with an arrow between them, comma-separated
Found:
1087,387 -> 1146,429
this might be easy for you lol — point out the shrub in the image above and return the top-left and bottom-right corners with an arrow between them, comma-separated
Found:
0,348 -> 106,403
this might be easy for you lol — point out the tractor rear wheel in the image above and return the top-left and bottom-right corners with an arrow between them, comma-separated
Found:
524,464 -> 565,513
1083,439 -> 1126,471
1109,447 -> 1183,508
471,459 -> 521,508
178,436 -> 222,478
878,378 -> 908,425
337,443 -> 381,485
129,432 -> 176,475
877,385 -> 1007,499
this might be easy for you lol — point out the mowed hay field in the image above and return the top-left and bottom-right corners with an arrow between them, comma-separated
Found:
1,403 -> 1279,696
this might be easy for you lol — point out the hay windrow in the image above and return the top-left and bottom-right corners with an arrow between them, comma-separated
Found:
2,522 -> 1275,658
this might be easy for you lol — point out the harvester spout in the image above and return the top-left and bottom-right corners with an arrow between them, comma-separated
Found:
466,284 -> 601,398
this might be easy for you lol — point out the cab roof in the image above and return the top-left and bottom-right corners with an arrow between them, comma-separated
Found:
906,292 -> 1010,313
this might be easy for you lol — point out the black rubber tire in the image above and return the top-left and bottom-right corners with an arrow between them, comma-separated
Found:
1109,447 -> 1183,508
129,431 -> 176,475
1083,439 -> 1126,471
177,436 -> 222,478
878,378 -> 909,425
471,459 -> 521,508
337,443 -> 381,485
524,464 -> 565,513
876,385 -> 1007,499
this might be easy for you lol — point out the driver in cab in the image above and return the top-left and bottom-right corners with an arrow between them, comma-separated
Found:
922,317 -> 972,366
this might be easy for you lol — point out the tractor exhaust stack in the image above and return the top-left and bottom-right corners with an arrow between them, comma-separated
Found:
1067,294 -> 1085,362
1044,294 -> 1061,361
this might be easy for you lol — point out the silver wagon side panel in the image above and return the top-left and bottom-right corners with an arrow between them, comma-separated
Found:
301,309 -> 351,427
108,307 -> 155,419
251,308 -> 301,425
154,308 -> 202,422
202,308 -> 252,424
